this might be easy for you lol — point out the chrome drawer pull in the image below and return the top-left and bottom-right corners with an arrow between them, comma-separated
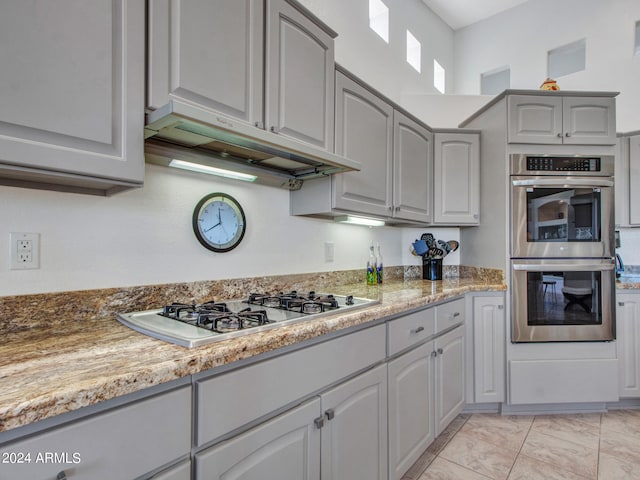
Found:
325,408 -> 335,421
437,348 -> 443,355
410,326 -> 425,334
451,312 -> 461,318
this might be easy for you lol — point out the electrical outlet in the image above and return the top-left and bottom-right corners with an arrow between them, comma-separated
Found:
10,233 -> 40,270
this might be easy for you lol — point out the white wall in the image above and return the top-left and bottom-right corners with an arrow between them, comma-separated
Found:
453,0 -> 640,131
0,165 -> 459,296
1,0 -> 464,297
298,0 -> 455,114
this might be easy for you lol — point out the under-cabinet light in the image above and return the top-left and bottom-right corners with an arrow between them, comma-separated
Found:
168,159 -> 257,182
335,215 -> 385,227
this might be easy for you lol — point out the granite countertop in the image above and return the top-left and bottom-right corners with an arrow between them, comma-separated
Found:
0,275 -> 505,434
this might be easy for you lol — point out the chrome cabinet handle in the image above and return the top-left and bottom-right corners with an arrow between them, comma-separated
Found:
270,126 -> 279,133
254,121 -> 264,129
565,132 -> 571,137
450,312 -> 461,318
314,416 -> 324,429
410,326 -> 425,334
431,351 -> 437,357
498,305 -> 504,310
57,472 -> 68,480
557,133 -> 563,138
619,302 -> 625,306
437,348 -> 443,355
325,409 -> 335,421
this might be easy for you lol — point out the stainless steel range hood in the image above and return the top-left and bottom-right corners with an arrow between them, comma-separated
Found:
144,100 -> 360,190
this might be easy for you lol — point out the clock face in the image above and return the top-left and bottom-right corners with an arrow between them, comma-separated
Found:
192,193 -> 246,252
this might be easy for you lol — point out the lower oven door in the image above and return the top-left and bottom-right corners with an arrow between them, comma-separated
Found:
511,258 -> 615,342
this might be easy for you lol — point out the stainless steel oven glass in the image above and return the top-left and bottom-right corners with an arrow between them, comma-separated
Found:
511,259 -> 615,342
510,155 -> 614,258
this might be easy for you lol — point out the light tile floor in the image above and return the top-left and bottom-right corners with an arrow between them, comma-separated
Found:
402,409 -> 640,480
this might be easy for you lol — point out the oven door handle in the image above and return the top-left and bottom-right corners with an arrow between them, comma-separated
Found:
512,262 -> 615,272
511,178 -> 614,188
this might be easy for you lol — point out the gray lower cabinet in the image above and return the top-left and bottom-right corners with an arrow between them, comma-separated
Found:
433,325 -> 466,435
320,364 -> 388,480
0,0 -> 145,195
387,300 -> 466,480
388,343 -> 435,480
617,292 -> 640,398
0,386 -> 191,480
195,364 -> 387,480
466,294 -> 505,404
194,398 -> 321,480
150,460 -> 191,480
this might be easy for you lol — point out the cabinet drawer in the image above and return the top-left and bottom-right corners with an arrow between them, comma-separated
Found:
435,298 -> 465,333
0,386 -> 191,480
387,308 -> 435,356
196,324 -> 386,446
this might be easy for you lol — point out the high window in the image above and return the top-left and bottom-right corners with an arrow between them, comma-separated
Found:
548,39 -> 586,78
481,67 -> 510,95
433,59 -> 445,94
369,0 -> 389,43
406,30 -> 421,72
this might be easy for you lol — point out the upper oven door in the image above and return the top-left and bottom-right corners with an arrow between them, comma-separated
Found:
511,176 -> 614,258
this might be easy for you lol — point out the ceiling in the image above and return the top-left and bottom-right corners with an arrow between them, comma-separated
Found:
421,0 -> 530,30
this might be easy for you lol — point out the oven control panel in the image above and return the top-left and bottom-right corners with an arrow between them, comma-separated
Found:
526,156 -> 601,172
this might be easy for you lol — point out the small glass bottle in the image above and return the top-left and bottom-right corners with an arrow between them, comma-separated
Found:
376,242 -> 383,284
366,244 -> 377,285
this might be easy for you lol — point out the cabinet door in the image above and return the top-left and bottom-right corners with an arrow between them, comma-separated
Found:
433,133 -> 480,224
147,0 -> 263,126
333,71 -> 393,217
265,0 -> 335,150
195,398 -> 321,480
388,343 -> 435,480
562,97 -> 616,145
615,135 -> 630,227
507,95 -> 563,144
628,135 -> 640,225
393,111 -> 433,223
617,294 -> 640,398
434,326 -> 465,435
472,296 -> 505,403
321,364 -> 388,480
0,0 -> 144,192
0,386 -> 191,480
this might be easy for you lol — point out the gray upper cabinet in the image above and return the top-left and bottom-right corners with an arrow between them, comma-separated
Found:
265,0 -> 335,150
148,0 -> 335,152
0,0 -> 145,195
291,69 -> 437,225
508,94 -> 616,145
615,132 -> 640,226
433,132 -> 480,225
333,70 -> 394,217
393,111 -> 433,223
147,0 -> 264,126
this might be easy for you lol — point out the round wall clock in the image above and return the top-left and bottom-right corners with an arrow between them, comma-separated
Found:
192,193 -> 246,252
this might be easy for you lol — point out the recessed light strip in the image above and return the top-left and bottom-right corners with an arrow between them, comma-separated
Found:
168,159 -> 257,182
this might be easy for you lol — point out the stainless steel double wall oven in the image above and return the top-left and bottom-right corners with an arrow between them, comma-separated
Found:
510,154 -> 616,342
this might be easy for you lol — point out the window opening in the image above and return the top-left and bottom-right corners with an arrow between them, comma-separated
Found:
548,39 -> 586,78
406,30 -> 421,72
433,59 -> 445,94
369,0 -> 389,43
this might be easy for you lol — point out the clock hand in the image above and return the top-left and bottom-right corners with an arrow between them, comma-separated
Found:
204,222 -> 220,232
